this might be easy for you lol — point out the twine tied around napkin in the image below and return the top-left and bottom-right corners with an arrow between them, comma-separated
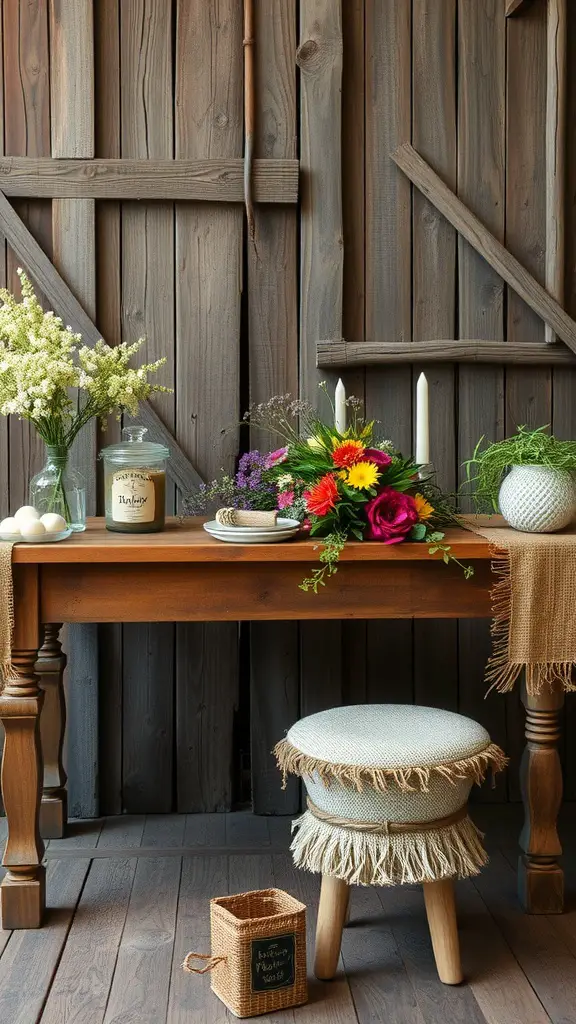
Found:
0,541 -> 17,690
473,523 -> 576,694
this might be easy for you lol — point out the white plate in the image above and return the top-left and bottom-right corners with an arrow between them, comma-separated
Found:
204,523 -> 300,544
204,520 -> 299,535
209,517 -> 300,533
0,528 -> 73,543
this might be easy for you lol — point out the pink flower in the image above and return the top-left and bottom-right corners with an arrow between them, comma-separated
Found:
364,487 -> 418,543
363,448 -> 392,471
264,447 -> 288,469
278,490 -> 294,510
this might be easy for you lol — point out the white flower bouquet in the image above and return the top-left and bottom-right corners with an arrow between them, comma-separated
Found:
0,270 -> 168,525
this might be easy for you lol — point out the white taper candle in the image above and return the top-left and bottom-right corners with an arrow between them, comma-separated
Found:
335,378 -> 346,434
415,372 -> 430,465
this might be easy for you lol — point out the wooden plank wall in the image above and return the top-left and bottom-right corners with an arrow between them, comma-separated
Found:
1,0 -> 575,813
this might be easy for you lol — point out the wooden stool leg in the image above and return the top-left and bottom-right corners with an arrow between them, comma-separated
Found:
37,624 -> 68,839
423,880 -> 463,985
314,875 -> 350,980
343,886 -> 351,927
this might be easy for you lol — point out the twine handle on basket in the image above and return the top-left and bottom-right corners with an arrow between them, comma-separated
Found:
182,952 -> 227,975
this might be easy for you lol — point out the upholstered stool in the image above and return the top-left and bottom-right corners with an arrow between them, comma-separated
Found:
274,704 -> 506,985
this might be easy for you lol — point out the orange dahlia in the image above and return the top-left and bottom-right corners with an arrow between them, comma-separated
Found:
304,473 -> 339,516
332,438 -> 365,468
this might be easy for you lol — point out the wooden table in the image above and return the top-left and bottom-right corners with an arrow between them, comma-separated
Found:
0,519 -> 564,928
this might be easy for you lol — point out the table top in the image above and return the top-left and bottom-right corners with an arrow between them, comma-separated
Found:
11,517 -> 494,564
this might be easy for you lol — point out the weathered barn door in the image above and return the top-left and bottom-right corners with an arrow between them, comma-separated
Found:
2,0 -> 576,815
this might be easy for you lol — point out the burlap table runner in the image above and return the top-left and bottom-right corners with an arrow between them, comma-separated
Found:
0,540 -> 15,689
470,518 -> 576,694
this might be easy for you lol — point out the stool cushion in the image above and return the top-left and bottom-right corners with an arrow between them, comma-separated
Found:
275,705 -> 507,888
275,704 -> 506,793
305,772 -> 471,825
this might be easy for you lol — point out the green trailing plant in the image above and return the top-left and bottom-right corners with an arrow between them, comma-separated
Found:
299,531 -> 347,593
464,425 -> 576,511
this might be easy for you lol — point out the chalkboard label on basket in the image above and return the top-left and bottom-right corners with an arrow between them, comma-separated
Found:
251,933 -> 295,993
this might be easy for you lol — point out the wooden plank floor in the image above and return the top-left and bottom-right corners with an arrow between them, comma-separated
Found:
0,806 -> 575,1023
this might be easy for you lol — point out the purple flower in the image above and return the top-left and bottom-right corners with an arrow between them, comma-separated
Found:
248,469 -> 262,489
236,450 -> 266,489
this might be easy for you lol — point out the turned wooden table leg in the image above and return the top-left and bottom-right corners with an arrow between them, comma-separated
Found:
518,681 -> 564,914
36,624 -> 67,839
0,565 -> 45,929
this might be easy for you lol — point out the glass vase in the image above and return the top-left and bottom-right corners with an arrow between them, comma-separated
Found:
30,445 -> 87,532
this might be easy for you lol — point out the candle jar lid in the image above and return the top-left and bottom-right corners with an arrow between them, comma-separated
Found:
100,425 -> 170,466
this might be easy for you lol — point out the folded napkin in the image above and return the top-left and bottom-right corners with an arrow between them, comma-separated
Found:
0,540 -> 16,690
472,520 -> 576,694
215,508 -> 278,528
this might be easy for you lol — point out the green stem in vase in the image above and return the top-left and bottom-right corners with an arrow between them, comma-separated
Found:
45,445 -> 72,524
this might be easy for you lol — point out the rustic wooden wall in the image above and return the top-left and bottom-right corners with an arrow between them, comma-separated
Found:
0,0 -> 575,814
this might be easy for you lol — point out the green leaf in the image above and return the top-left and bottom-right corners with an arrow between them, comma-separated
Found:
410,523 -> 426,541
428,545 -> 438,555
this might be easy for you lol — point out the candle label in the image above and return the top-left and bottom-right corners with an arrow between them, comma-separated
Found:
111,470 -> 155,523
250,933 -> 296,993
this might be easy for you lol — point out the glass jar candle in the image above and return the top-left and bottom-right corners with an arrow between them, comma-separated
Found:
100,426 -> 170,533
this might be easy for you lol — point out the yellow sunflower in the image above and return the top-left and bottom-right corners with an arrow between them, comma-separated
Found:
347,461 -> 380,490
414,493 -> 434,521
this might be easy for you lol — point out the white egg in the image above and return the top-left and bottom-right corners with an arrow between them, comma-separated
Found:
20,519 -> 46,541
14,505 -> 40,524
40,513 -> 67,534
0,516 -> 20,535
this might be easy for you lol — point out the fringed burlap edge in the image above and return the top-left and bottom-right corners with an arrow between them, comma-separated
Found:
484,548 -> 576,695
290,809 -> 488,886
273,737 -> 508,794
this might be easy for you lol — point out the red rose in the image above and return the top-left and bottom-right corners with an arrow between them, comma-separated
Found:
364,486 -> 418,543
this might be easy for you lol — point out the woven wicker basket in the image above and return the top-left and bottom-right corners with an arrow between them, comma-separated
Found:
183,888 -> 307,1018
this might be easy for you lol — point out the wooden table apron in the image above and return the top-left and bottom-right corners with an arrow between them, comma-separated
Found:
0,520 -> 565,927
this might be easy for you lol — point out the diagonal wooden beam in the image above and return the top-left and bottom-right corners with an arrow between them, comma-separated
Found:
391,143 -> 576,357
505,0 -> 531,15
0,188 -> 202,493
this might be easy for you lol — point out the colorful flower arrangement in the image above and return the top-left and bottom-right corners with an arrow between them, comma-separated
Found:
183,387 -> 473,590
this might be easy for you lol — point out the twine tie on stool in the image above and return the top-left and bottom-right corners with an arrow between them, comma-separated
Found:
291,797 -> 486,886
182,952 -> 227,975
306,797 -> 468,835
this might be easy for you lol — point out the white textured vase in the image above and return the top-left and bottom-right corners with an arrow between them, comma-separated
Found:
498,464 -> 576,533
